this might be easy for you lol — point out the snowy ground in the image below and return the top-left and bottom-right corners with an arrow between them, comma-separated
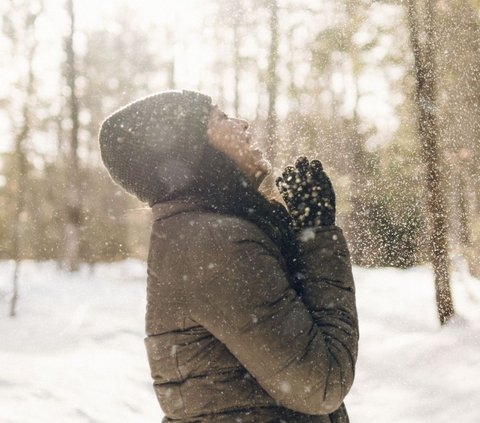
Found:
0,259 -> 479,423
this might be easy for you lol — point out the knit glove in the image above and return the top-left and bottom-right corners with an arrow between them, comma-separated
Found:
276,156 -> 336,232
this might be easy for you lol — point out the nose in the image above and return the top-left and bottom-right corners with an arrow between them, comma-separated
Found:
237,118 -> 249,131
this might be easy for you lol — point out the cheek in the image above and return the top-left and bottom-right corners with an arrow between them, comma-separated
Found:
208,122 -> 225,144
219,123 -> 240,144
208,123 -> 235,153
214,121 -> 229,136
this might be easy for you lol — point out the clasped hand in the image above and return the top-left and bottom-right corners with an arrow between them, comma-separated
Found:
276,157 -> 336,231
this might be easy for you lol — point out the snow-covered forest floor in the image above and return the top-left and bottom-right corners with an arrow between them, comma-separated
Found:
0,260 -> 479,423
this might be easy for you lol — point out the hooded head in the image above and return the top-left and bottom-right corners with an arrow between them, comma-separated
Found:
99,90 -> 298,269
98,90 -> 213,205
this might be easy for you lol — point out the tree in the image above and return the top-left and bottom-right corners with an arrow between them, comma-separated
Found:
76,8 -> 162,263
308,0 -> 381,265
212,0 -> 245,113
232,0 -> 242,116
265,0 -> 279,166
2,0 -> 43,316
407,0 -> 455,325
64,0 -> 81,272
434,0 -> 480,277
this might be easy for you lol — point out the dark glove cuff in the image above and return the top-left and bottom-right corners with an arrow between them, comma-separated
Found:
296,226 -> 349,255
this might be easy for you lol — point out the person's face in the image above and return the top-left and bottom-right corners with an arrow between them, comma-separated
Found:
207,105 -> 271,187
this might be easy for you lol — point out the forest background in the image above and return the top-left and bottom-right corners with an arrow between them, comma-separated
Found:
2,0 -> 480,299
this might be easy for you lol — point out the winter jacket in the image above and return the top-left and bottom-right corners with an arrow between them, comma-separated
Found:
145,198 -> 359,422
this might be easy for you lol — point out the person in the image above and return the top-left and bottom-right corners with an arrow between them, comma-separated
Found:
99,90 -> 359,423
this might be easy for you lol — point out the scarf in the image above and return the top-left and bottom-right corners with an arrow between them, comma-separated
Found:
178,144 -> 302,283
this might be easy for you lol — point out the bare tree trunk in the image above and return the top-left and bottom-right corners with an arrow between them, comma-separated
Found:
266,0 -> 279,166
343,1 -> 376,266
458,170 -> 471,247
10,5 -> 41,317
348,76 -> 374,266
212,18 -> 226,109
11,120 -> 29,317
286,26 -> 301,113
65,0 -> 81,272
407,0 -> 455,325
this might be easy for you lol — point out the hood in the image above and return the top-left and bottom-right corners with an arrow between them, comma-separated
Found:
98,90 -> 213,205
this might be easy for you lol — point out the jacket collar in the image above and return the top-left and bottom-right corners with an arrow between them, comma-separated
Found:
151,197 -> 212,222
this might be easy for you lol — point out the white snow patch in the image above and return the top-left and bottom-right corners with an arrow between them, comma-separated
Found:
0,260 -> 160,423
0,259 -> 479,422
346,262 -> 480,423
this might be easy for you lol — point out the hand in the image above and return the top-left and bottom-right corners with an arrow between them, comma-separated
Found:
276,157 -> 336,231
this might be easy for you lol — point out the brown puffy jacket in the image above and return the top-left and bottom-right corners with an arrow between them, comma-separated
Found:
145,199 -> 359,422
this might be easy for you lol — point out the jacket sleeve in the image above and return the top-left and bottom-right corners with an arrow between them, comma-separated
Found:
296,226 -> 359,389
187,218 -> 358,416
